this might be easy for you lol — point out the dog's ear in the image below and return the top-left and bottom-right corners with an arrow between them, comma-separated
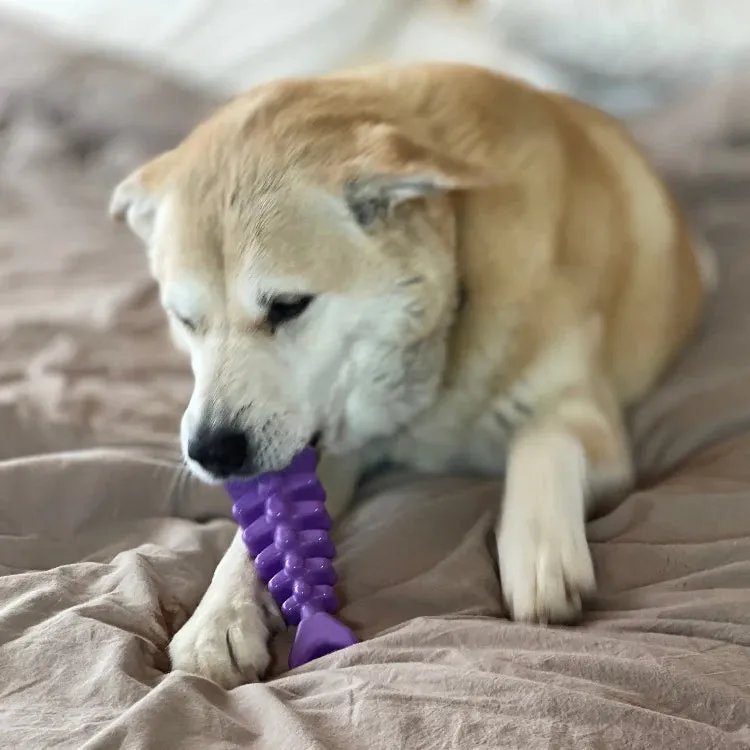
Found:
344,124 -> 492,227
344,173 -> 472,227
109,150 -> 176,243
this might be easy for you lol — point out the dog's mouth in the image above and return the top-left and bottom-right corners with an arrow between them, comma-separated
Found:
308,430 -> 322,452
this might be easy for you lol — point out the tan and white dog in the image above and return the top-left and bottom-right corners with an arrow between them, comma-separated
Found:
110,63 -> 709,688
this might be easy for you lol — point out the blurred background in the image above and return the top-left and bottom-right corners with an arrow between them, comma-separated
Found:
2,0 -> 749,118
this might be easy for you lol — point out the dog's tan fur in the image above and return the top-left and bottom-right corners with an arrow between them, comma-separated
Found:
111,63 -> 707,688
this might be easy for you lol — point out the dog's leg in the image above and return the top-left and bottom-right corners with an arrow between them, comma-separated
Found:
169,451 -> 361,688
496,383 -> 632,624
169,529 -> 279,687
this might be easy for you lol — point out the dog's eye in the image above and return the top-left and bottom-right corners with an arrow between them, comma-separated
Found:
171,311 -> 197,332
267,295 -> 315,327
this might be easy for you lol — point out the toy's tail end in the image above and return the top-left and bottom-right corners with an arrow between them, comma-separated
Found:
288,612 -> 358,669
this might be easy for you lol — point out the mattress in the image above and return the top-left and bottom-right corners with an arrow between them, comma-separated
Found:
0,19 -> 748,750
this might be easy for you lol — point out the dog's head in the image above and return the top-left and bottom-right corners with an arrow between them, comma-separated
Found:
110,78 -> 483,481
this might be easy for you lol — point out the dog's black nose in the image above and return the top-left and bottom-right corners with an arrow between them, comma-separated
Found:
187,427 -> 248,478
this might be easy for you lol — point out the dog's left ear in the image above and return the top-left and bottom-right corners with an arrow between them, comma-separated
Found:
343,174 -> 460,227
344,124 -> 493,227
109,150 -> 176,244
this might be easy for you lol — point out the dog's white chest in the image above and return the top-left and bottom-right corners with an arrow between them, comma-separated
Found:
382,393 -> 532,477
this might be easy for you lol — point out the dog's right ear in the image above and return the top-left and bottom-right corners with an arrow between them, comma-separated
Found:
343,123 -> 494,227
109,150 -> 176,244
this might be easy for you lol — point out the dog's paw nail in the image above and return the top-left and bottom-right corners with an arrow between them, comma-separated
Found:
499,522 -> 596,625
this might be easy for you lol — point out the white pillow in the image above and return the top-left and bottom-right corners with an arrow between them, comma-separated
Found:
7,0 -> 749,117
0,0 -> 415,93
479,0 -> 750,115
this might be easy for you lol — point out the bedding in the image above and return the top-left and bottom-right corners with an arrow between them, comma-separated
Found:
0,19 -> 749,750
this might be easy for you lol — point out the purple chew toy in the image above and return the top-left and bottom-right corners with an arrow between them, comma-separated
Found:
225,448 -> 358,669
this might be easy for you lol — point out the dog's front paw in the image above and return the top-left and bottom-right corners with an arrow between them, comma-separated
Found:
169,592 -> 276,689
498,507 -> 596,625
497,427 -> 598,624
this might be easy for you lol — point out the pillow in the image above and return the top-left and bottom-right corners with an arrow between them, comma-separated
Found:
0,0 -> 414,93
479,0 -> 750,115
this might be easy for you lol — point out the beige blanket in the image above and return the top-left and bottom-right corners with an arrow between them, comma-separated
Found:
0,20 -> 748,750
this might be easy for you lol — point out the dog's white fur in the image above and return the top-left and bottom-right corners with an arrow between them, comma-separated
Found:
111,63 -> 708,688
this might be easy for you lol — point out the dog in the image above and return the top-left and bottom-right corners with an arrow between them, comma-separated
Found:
110,63 -> 709,688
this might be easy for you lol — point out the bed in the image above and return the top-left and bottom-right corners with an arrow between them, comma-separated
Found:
0,18 -> 748,750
